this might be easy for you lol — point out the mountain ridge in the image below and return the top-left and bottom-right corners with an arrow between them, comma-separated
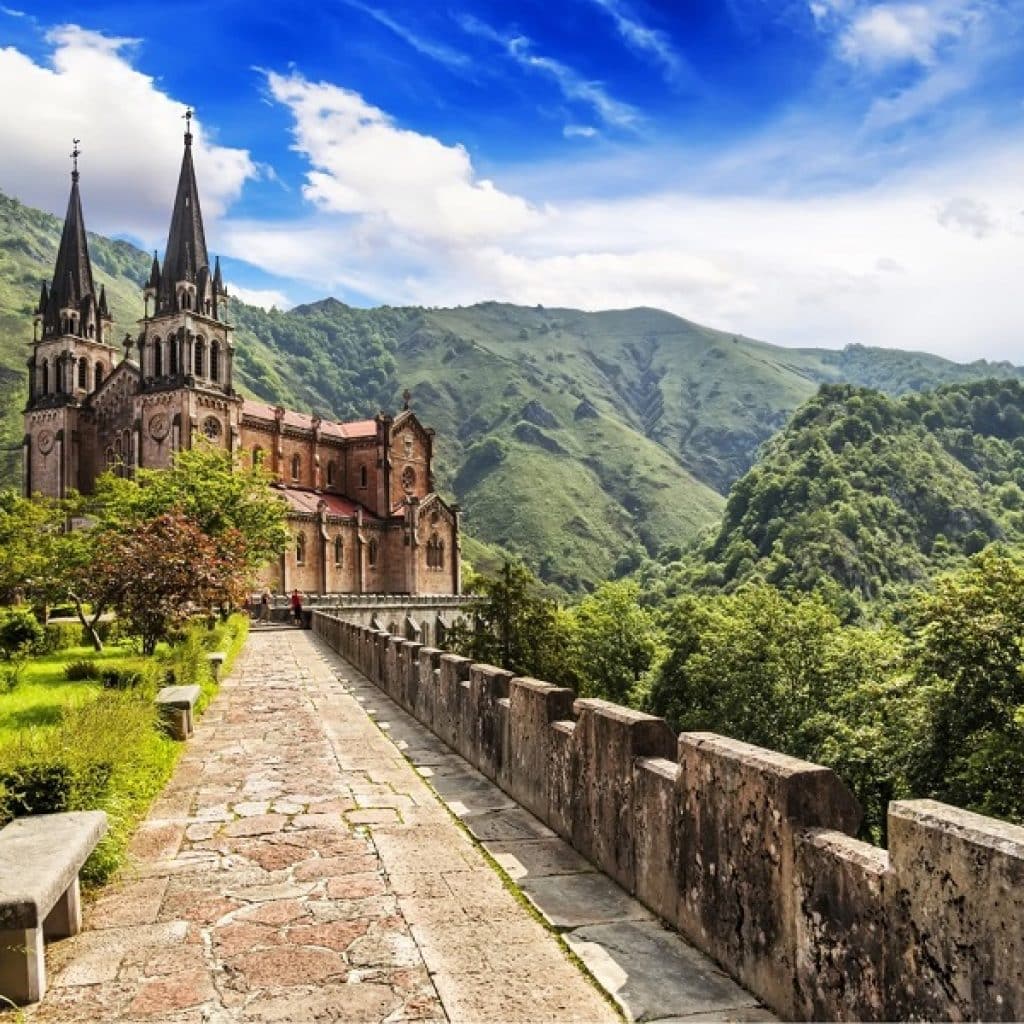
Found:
3,187 -> 1023,588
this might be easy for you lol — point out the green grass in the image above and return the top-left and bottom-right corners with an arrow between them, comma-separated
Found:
0,613 -> 249,885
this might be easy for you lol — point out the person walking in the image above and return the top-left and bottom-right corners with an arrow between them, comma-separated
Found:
259,590 -> 271,623
290,588 -> 304,626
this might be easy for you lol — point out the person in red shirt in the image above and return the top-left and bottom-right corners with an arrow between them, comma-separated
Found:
290,588 -> 303,625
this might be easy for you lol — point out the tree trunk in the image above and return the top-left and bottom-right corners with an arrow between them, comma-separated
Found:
68,591 -> 104,652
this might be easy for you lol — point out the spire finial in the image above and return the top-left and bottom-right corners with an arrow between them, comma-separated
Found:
183,107 -> 193,146
70,138 -> 81,181
402,388 -> 412,410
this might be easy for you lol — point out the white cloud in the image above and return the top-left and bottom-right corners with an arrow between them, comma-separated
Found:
457,14 -> 642,131
838,2 -> 979,70
264,70 -> 540,243
339,1 -> 473,71
936,195 -> 997,238
227,283 -> 293,310
0,25 -> 254,245
585,0 -> 693,87
227,77 -> 1024,362
564,124 -> 599,139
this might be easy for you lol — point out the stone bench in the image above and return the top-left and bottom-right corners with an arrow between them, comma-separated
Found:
0,811 -> 108,1005
206,651 -> 226,680
155,684 -> 201,740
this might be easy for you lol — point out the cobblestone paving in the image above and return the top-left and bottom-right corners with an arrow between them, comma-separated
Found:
26,630 -> 617,1023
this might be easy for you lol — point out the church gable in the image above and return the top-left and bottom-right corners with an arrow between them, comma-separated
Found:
88,361 -> 140,423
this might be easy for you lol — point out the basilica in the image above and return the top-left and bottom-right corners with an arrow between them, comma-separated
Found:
22,121 -> 461,597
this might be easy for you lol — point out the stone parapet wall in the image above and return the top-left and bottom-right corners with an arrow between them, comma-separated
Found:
312,612 -> 1024,1022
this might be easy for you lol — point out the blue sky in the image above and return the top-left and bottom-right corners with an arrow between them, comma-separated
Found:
2,1 -> 1024,358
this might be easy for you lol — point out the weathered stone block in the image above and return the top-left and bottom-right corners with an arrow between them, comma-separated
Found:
434,654 -> 471,751
502,678 -> 575,822
633,757 -> 680,922
794,828 -> 888,1022
675,733 -> 861,1020
569,700 -> 676,894
400,641 -> 422,712
415,648 -> 441,731
887,799 -> 1024,1022
461,665 -> 513,782
547,720 -> 578,842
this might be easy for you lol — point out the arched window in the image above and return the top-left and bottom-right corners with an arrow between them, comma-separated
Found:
326,461 -> 336,487
437,540 -> 445,570
194,338 -> 205,377
77,357 -> 88,389
210,341 -> 221,383
94,363 -> 104,390
359,464 -> 368,488
41,359 -> 49,395
252,446 -> 263,466
291,454 -> 300,481
153,338 -> 163,377
295,532 -> 306,565
205,299 -> 211,315
368,538 -> 378,567
168,336 -> 179,375
334,536 -> 344,566
87,323 -> 95,338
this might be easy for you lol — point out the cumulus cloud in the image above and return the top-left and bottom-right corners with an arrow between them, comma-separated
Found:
0,25 -> 254,245
227,284 -> 293,310
936,195 -> 997,238
265,69 -> 540,243
227,75 -> 1024,362
838,3 -> 969,69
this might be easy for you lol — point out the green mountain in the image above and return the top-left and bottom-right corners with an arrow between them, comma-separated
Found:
3,189 -> 1023,589
652,379 -> 1024,610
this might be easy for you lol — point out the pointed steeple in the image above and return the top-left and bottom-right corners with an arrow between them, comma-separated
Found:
43,142 -> 98,337
158,108 -> 209,312
36,281 -> 48,316
98,284 -> 109,317
212,254 -> 223,292
148,251 -> 161,290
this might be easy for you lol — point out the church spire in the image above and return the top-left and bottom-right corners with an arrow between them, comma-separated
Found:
158,108 -> 210,313
42,141 -> 99,337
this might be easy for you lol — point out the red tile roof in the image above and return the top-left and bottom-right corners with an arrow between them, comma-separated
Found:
276,486 -> 380,521
242,399 -> 378,440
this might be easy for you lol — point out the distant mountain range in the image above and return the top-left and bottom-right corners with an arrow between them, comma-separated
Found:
3,189 -> 1023,589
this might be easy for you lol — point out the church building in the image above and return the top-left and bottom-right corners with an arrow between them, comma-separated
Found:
23,122 -> 461,597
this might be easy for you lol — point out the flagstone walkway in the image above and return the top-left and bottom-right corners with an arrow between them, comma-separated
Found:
25,630 -> 617,1023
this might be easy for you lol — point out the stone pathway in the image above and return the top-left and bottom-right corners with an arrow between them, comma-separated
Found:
24,630 -> 617,1023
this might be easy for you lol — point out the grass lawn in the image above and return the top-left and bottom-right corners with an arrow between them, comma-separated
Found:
0,644 -> 136,738
0,615 -> 249,884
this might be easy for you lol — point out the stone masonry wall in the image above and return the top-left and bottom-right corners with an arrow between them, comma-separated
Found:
313,611 -> 1024,1023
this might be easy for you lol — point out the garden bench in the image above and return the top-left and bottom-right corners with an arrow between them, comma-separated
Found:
0,810 -> 107,1005
206,651 -> 226,679
155,684 -> 201,740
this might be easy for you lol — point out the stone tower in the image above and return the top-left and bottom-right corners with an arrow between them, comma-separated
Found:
133,110 -> 240,467
23,147 -> 116,497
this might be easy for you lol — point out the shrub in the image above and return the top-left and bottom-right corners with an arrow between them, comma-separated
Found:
99,661 -> 158,692
64,658 -> 100,681
40,621 -> 84,654
0,609 -> 44,657
0,654 -> 27,695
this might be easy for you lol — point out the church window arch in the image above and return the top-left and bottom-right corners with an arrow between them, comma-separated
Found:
169,336 -> 179,375
210,341 -> 221,383
326,461 -> 336,487
94,363 -> 104,390
194,337 -> 205,377
368,538 -> 378,567
87,323 -> 95,339
291,453 -> 301,481
77,357 -> 88,390
153,337 -> 163,377
334,536 -> 344,567
41,359 -> 49,395
295,532 -> 306,565
359,464 -> 368,488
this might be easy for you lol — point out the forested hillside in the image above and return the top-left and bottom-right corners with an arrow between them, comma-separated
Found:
4,188 -> 1023,588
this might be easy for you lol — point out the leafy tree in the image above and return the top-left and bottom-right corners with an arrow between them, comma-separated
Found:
568,581 -> 659,702
903,549 -> 1024,821
85,512 -> 248,655
93,444 -> 289,574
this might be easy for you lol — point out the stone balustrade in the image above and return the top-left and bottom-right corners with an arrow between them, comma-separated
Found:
312,611 -> 1024,1023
